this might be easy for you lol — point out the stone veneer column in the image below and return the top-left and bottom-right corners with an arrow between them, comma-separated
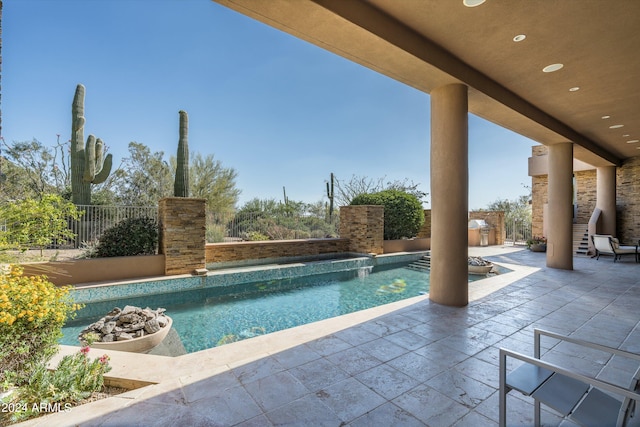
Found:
546,143 -> 573,270
596,166 -> 617,236
158,197 -> 206,275
430,83 -> 469,307
339,205 -> 384,254
417,209 -> 431,238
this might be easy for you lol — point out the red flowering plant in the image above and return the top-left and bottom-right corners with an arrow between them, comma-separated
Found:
526,236 -> 547,248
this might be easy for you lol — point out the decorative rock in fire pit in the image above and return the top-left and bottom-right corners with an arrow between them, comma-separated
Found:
79,305 -> 172,353
468,256 -> 495,275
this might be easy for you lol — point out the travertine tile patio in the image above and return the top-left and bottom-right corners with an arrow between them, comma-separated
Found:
17,246 -> 640,426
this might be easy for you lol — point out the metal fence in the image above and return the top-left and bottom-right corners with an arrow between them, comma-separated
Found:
504,219 -> 532,246
205,211 -> 338,243
71,205 -> 158,246
1,203 -> 337,249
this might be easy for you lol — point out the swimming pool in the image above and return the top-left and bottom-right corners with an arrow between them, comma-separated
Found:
60,255 -> 509,354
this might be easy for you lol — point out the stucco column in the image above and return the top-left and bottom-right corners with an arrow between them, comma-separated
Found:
546,143 -> 573,270
596,166 -> 617,236
429,83 -> 468,306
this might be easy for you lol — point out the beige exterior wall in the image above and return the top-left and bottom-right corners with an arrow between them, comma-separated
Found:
382,238 -> 430,253
22,255 -> 165,286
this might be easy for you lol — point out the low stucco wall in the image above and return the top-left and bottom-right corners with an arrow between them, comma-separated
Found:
21,255 -> 165,286
206,238 -> 350,264
383,238 -> 430,253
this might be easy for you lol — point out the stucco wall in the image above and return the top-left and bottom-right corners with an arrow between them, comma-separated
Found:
22,255 -> 165,286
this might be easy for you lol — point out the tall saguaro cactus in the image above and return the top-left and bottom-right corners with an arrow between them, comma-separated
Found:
174,110 -> 189,197
71,84 -> 112,205
326,172 -> 335,221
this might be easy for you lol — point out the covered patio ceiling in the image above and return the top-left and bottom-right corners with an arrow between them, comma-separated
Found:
213,0 -> 640,168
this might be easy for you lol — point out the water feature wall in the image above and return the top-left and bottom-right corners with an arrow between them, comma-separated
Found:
339,205 -> 384,254
159,197 -> 206,275
206,238 -> 350,267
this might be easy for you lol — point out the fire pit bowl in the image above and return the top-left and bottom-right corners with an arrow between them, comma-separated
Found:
89,316 -> 172,353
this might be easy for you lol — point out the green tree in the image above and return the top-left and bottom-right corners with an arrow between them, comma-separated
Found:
0,194 -> 82,255
111,142 -> 173,206
0,139 -> 56,199
0,137 -> 107,203
486,192 -> 531,226
351,189 -> 424,240
334,174 -> 428,206
187,152 -> 240,215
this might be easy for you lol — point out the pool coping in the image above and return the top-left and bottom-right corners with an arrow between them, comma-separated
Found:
29,248 -> 537,426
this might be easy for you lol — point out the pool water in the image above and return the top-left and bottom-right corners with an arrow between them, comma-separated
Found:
60,262 -> 503,354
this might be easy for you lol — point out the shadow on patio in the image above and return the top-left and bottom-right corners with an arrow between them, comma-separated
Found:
17,247 -> 640,426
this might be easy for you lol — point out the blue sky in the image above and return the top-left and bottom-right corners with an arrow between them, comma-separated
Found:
3,0 -> 537,209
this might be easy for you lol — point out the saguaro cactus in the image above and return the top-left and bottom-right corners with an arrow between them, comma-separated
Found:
326,172 -> 335,221
70,84 -> 112,205
173,110 -> 189,197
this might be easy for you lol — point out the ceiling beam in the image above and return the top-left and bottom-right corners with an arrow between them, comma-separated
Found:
310,0 -> 621,166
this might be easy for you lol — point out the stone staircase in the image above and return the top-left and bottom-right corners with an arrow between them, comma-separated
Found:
406,254 -> 431,271
573,223 -> 589,256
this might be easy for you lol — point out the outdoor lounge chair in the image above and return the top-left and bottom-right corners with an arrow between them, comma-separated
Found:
499,329 -> 640,427
592,234 -> 638,262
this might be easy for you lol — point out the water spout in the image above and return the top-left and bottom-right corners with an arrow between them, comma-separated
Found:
357,266 -> 373,278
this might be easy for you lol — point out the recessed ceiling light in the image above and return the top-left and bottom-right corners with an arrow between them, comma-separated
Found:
623,134 -> 630,137
569,87 -> 580,92
602,115 -> 611,119
543,64 -> 564,73
609,124 -> 624,129
513,34 -> 526,42
627,140 -> 639,144
463,0 -> 486,7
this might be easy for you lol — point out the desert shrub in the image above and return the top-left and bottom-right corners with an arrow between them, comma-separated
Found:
0,265 -> 79,387
4,346 -> 111,423
245,231 -> 270,241
95,217 -> 158,257
206,223 -> 226,243
0,194 -> 82,255
350,189 -> 424,240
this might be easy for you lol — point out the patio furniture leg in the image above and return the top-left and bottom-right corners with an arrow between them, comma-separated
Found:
534,331 -> 542,427
499,349 -> 508,427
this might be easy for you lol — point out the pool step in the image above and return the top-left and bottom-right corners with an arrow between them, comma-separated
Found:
406,255 -> 431,272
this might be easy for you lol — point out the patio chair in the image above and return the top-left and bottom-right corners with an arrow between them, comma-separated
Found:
499,329 -> 640,427
591,234 -> 638,262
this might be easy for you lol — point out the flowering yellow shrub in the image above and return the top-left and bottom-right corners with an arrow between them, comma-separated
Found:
0,265 -> 80,387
